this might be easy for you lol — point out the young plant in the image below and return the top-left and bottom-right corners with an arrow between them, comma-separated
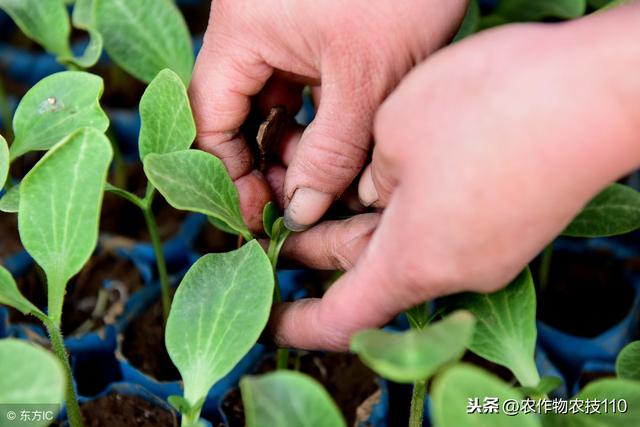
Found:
351,310 -> 476,427
0,338 -> 66,427
240,371 -> 347,427
0,134 -> 7,189
164,241 -> 274,426
616,341 -> 640,381
539,182 -> 640,288
105,68 -> 196,319
0,0 -> 102,68
0,128 -> 113,427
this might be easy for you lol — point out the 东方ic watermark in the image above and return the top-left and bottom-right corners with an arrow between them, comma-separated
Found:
0,404 -> 60,426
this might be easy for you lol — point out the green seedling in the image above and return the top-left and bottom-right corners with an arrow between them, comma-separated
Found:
105,69 -> 196,320
0,339 -> 66,427
0,128 -> 113,427
616,341 -> 640,381
0,0 -> 102,68
95,0 -> 194,84
240,371 -> 347,427
352,310 -> 476,427
164,242 -> 274,426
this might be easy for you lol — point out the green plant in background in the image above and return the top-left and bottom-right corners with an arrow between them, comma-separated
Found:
0,128 -> 113,427
351,310 -> 476,427
0,339 -> 66,427
240,371 -> 347,427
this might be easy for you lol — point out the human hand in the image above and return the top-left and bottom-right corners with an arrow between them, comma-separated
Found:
189,0 -> 468,232
269,7 -> 640,350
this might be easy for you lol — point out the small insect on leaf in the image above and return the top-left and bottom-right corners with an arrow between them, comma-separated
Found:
9,71 -> 109,160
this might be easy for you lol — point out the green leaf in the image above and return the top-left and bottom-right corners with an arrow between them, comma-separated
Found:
517,376 -> 564,397
144,150 -> 252,240
563,184 -> 640,237
95,0 -> 194,84
241,371 -> 347,427
18,128 -> 113,326
493,0 -> 586,22
59,0 -> 103,69
207,216 -> 241,236
10,71 -> 109,160
350,311 -> 475,383
0,0 -> 72,58
166,241 -> 274,412
445,269 -> 540,387
0,339 -> 66,427
542,378 -> 640,427
262,202 -> 279,239
0,184 -> 20,213
431,364 -> 541,427
0,265 -> 43,316
267,218 -> 291,267
616,341 -> 640,381
453,0 -> 480,42
139,69 -> 195,160
0,134 -> 7,189
405,302 -> 430,330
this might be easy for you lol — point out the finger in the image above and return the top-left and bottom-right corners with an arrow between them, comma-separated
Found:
236,171 -> 274,233
276,125 -> 304,167
264,164 -> 286,209
283,81 -> 374,231
189,37 -> 273,179
279,213 -> 380,270
269,190 -> 429,351
357,162 -> 397,209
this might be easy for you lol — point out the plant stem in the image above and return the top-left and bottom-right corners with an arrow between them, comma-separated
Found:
142,199 -> 171,322
538,241 -> 554,292
409,379 -> 426,427
106,183 -> 171,321
39,315 -> 83,427
267,231 -> 291,370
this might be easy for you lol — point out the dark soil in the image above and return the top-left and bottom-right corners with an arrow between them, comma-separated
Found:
79,393 -> 178,427
121,297 -> 180,382
536,248 -> 634,337
101,165 -> 187,242
7,251 -> 143,336
220,352 -> 379,427
0,211 -> 21,260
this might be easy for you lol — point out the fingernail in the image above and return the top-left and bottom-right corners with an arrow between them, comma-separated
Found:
358,167 -> 379,207
284,187 -> 333,232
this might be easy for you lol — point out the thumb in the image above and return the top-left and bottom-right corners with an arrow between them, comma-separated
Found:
283,77 -> 378,231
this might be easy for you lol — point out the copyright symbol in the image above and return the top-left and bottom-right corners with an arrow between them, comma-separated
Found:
503,399 -> 520,416
6,411 -> 16,421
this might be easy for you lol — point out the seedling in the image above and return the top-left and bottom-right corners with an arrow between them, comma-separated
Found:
105,69 -> 197,320
0,338 -> 66,427
164,242 -> 274,426
0,128 -> 113,427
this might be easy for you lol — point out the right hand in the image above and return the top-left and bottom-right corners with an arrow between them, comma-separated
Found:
189,0 -> 468,232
